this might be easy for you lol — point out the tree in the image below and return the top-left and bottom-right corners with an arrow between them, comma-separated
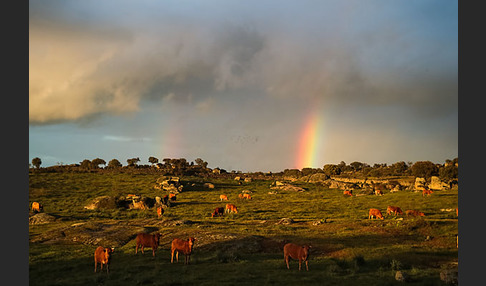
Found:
323,164 -> 341,176
391,161 -> 408,176
80,159 -> 93,170
92,158 -> 106,168
350,161 -> 364,172
32,157 -> 42,168
127,157 -> 140,166
195,158 -> 208,168
411,161 -> 438,179
107,159 -> 122,169
148,156 -> 159,165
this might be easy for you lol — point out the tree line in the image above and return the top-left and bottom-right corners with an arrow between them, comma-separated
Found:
30,156 -> 458,182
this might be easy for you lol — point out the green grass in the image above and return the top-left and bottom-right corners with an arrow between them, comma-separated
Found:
29,172 -> 458,285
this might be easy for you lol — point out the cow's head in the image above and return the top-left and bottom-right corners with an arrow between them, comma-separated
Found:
188,237 -> 196,248
154,233 -> 161,244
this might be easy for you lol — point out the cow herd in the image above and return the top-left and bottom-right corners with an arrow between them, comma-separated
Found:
31,180 -> 456,275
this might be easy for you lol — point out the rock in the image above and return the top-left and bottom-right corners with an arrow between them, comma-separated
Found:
29,213 -> 57,224
84,196 -> 117,210
440,268 -> 458,285
429,176 -> 449,191
414,177 -> 427,191
276,218 -> 294,225
395,270 -> 410,282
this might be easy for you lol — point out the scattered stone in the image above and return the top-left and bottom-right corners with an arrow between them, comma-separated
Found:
395,270 -> 410,282
276,218 -> 294,225
440,268 -> 458,285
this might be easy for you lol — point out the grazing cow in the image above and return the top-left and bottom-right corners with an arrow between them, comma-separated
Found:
135,233 -> 161,257
375,190 -> 384,196
405,210 -> 425,217
242,193 -> 252,200
32,202 -> 43,213
94,246 -> 114,273
368,208 -> 384,220
386,206 -> 403,216
225,204 -> 238,214
343,190 -> 353,196
220,194 -> 228,201
283,243 -> 311,271
211,207 -> 225,218
422,189 -> 434,197
169,193 -> 177,201
171,237 -> 196,264
156,206 -> 164,218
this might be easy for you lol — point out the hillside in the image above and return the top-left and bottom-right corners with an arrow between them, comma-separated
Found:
29,171 -> 458,285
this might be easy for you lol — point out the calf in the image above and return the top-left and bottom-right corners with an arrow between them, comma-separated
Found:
156,206 -> 164,218
374,190 -> 384,196
386,206 -> 403,216
211,207 -> 225,218
225,204 -> 238,214
220,194 -> 228,201
94,246 -> 114,273
283,243 -> 310,271
405,210 -> 425,217
422,189 -> 434,197
135,233 -> 161,257
368,208 -> 384,220
32,202 -> 43,213
343,190 -> 353,196
171,237 -> 196,264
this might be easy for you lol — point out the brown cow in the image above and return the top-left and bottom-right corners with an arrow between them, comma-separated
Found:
94,246 -> 114,273
405,210 -> 425,217
374,190 -> 384,196
422,189 -> 434,197
343,190 -> 353,196
211,207 -> 225,218
171,237 -> 196,264
156,206 -> 164,218
225,204 -> 238,214
386,206 -> 403,216
220,194 -> 228,201
135,233 -> 161,257
368,208 -> 384,220
238,194 -> 244,199
283,243 -> 311,271
242,193 -> 252,200
32,202 -> 43,213
169,193 -> 177,201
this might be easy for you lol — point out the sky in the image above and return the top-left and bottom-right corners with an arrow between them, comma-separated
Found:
29,0 -> 458,173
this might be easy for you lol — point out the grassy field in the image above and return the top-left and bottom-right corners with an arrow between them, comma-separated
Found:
29,171 -> 458,285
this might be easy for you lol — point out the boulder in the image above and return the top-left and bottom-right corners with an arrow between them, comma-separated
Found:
414,177 -> 427,191
440,268 -> 458,285
84,196 -> 117,210
276,218 -> 294,225
429,176 -> 449,190
29,213 -> 57,225
395,270 -> 410,282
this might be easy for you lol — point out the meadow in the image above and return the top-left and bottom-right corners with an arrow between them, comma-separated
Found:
29,171 -> 458,285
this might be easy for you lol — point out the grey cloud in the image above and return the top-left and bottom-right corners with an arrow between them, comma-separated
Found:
29,1 -> 457,125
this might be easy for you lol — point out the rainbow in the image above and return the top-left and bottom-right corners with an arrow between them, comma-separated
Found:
295,107 -> 323,169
